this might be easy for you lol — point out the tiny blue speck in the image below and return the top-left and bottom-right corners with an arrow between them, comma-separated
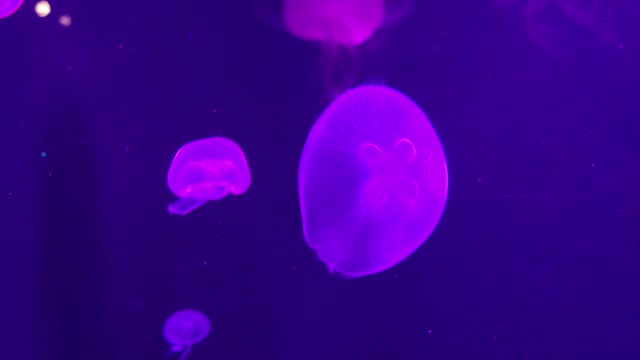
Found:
40,152 -> 47,158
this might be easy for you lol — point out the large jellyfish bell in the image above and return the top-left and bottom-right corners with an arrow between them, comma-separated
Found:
298,85 -> 448,278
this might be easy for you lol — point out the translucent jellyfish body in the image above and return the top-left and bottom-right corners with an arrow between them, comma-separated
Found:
167,137 -> 251,215
493,0 -> 639,60
253,0 -> 413,100
0,0 -> 24,19
298,85 -> 448,277
282,0 -> 385,47
163,309 -> 210,360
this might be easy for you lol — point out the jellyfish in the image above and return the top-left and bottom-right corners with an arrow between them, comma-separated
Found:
167,137 -> 251,215
493,0 -> 639,60
298,85 -> 448,278
163,309 -> 211,360
253,0 -> 413,99
0,0 -> 24,19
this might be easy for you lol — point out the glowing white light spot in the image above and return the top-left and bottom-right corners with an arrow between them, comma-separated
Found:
59,14 -> 71,27
35,1 -> 50,17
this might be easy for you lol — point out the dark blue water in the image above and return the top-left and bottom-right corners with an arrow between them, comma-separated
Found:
1,1 -> 639,359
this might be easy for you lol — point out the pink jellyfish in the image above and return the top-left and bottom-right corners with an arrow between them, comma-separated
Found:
282,0 -> 386,47
163,309 -> 210,360
298,85 -> 448,278
254,0 -> 413,99
167,137 -> 251,215
0,0 -> 24,19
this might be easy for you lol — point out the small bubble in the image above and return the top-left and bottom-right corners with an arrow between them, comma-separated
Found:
59,14 -> 72,27
35,1 -> 51,18
40,151 -> 47,158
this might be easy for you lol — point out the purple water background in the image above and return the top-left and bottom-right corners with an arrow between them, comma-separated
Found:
1,1 -> 638,359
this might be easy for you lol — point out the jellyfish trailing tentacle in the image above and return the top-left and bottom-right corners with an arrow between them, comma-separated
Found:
315,42 -> 359,100
179,345 -> 192,360
168,198 -> 209,215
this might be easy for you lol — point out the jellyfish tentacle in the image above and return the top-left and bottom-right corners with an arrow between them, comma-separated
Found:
168,197 -> 208,215
179,345 -> 192,360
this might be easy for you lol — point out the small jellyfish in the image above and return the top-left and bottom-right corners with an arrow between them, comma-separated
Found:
298,85 -> 448,278
253,0 -> 413,99
0,0 -> 24,19
493,0 -> 639,60
163,309 -> 210,360
167,137 -> 251,215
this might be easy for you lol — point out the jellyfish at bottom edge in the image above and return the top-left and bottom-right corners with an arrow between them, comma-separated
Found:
167,137 -> 251,215
163,309 -> 211,360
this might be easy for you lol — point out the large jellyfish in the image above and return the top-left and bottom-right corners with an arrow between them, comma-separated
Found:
298,85 -> 448,278
253,0 -> 413,99
163,309 -> 210,360
167,137 -> 251,215
0,0 -> 24,19
493,0 -> 639,60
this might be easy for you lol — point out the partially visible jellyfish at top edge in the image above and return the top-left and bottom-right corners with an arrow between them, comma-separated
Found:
492,0 -> 640,61
0,0 -> 24,19
167,137 -> 251,215
298,85 -> 448,278
252,0 -> 414,100
163,309 -> 211,360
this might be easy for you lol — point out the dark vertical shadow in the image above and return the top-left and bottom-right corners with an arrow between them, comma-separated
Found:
0,91 -> 41,360
39,99 -> 113,360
